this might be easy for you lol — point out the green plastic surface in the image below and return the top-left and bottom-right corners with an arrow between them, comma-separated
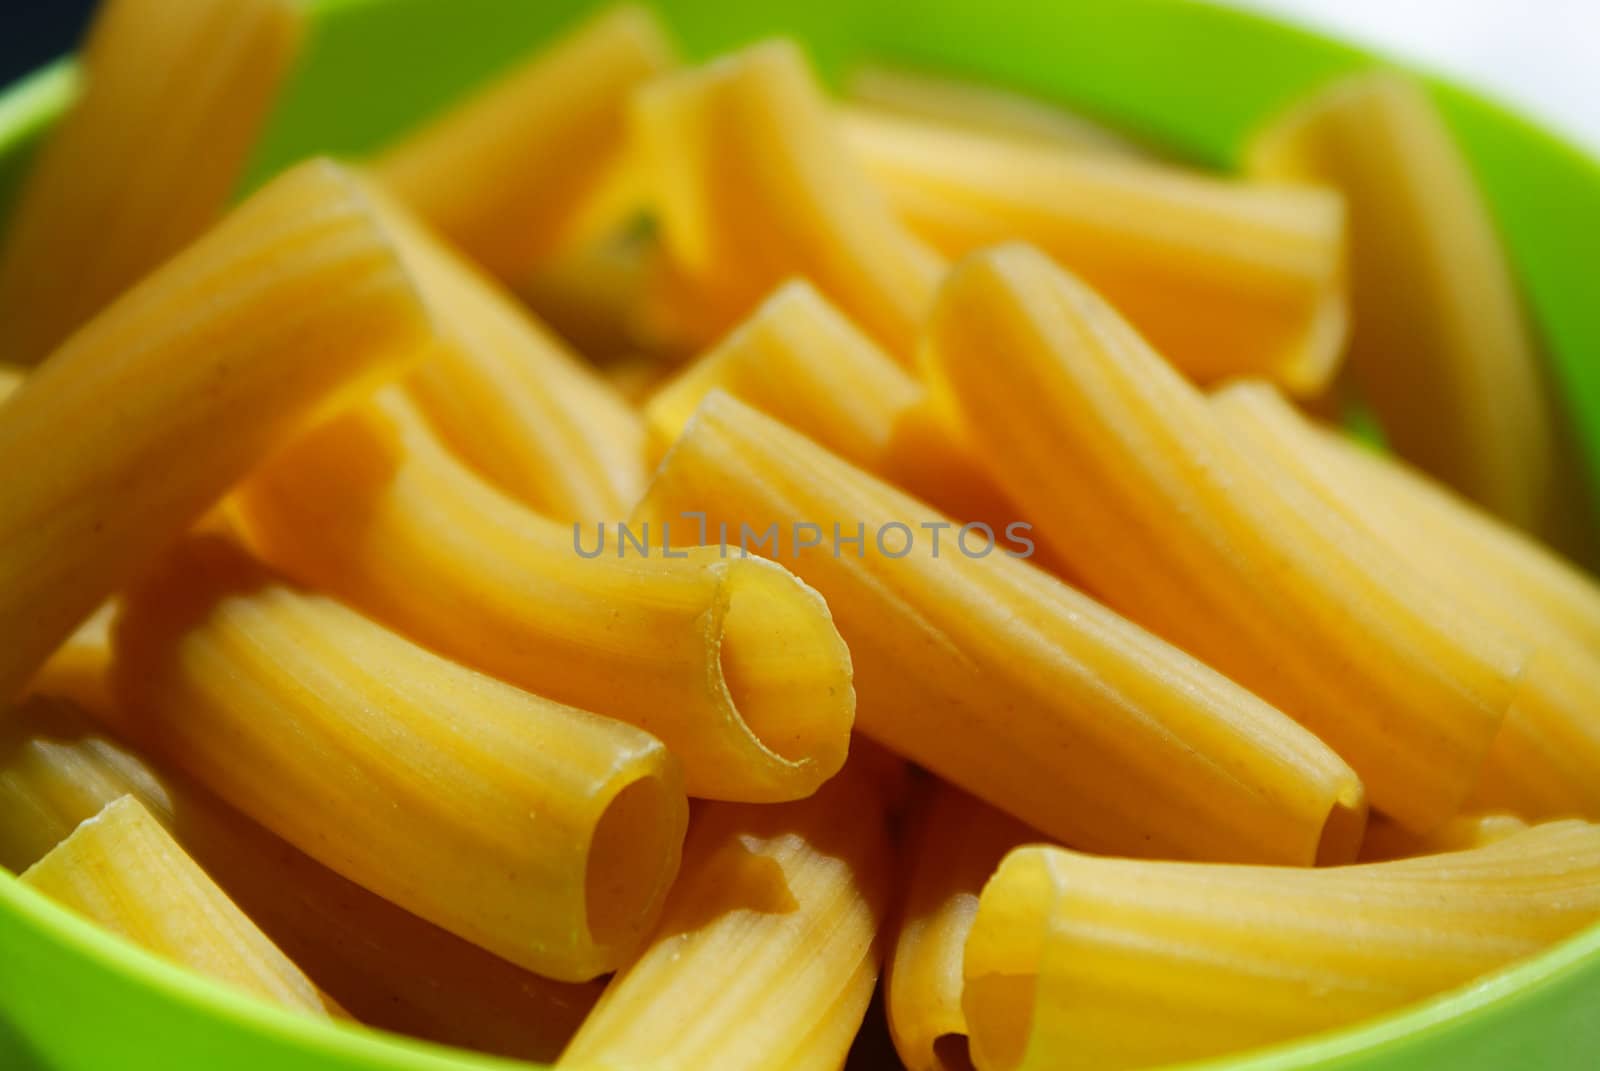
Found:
3,1 -> 1600,1068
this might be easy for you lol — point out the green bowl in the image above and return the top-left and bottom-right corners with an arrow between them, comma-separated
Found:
4,1 -> 1600,1068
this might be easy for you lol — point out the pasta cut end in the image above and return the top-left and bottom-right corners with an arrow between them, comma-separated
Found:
709,556 -> 856,800
965,973 -> 1037,1071
1279,285 -> 1351,399
1316,781 -> 1370,866
585,774 -> 686,952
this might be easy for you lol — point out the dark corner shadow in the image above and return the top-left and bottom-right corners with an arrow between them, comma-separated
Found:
0,1012 -> 49,1071
844,974 -> 907,1071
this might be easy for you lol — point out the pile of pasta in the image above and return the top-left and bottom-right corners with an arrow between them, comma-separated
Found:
4,3 -> 1600,1070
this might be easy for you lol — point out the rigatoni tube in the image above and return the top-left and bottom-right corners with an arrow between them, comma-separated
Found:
1305,416 -> 1600,654
367,185 -> 647,521
0,0 -> 302,365
635,392 -> 1365,864
644,280 -> 1010,526
646,281 -> 921,466
110,535 -> 688,982
0,696 -> 603,1062
923,243 -> 1518,832
21,796 -> 338,1019
377,3 -> 674,281
231,389 -> 854,804
845,110 -> 1347,393
1246,72 -> 1583,546
633,39 -> 942,357
964,822 -> 1600,1071
887,783 -> 1036,1071
0,158 -> 436,703
559,754 -> 894,1071
0,697 -> 171,873
1212,381 -> 1600,818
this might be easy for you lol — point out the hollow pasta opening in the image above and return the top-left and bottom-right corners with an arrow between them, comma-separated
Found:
933,1031 -> 977,1071
714,558 -> 854,770
964,972 -> 1036,1071
585,775 -> 680,951
1315,784 -> 1369,866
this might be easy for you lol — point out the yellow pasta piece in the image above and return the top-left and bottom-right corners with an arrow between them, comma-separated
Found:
230,387 -> 853,803
645,280 -> 1009,526
0,364 -> 24,400
558,753 -> 894,1071
1213,381 -> 1600,817
645,281 -> 918,462
0,159 -> 435,703
15,469 -> 128,727
0,0 -> 301,366
367,185 -> 647,520
110,534 -> 687,982
845,64 -> 1149,156
21,796 -> 337,1018
1358,812 -> 1527,863
636,392 -> 1365,863
1,697 -> 167,872
377,4 -> 674,281
846,110 -> 1346,394
887,783 -> 1036,1071
1470,647 -> 1600,818
0,696 -> 602,1061
24,602 -> 115,719
1246,71 -> 1583,544
633,39 -> 943,358
924,244 -> 1518,831
964,823 -> 1600,1071
1310,419 -> 1600,653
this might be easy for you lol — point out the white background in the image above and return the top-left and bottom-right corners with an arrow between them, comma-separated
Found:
1232,0 -> 1600,153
